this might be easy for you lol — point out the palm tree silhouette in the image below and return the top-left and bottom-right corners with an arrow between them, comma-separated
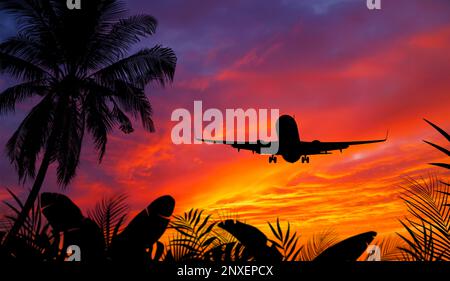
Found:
0,0 -> 176,243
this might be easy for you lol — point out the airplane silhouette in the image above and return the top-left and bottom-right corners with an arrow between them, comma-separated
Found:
199,115 -> 387,164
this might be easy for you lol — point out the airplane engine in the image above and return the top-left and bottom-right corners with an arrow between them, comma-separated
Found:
311,140 -> 321,150
282,152 -> 301,163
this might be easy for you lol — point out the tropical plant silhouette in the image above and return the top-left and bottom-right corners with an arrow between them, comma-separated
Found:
167,209 -> 252,262
1,189 -> 57,260
168,209 -> 219,261
397,177 -> 450,261
1,192 -> 175,262
0,0 -> 176,243
396,119 -> 450,261
268,219 -> 302,261
1,194 -> 380,262
364,236 -> 405,261
87,193 -> 128,255
312,231 -> 377,262
298,229 -> 338,261
423,119 -> 450,170
110,194 -> 175,263
167,209 -> 374,262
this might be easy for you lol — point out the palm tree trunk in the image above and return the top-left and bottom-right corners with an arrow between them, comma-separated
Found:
3,148 -> 52,247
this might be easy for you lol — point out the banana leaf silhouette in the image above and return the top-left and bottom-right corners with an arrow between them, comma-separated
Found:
41,193 -> 105,261
218,219 -> 282,262
41,193 -> 84,232
313,231 -> 377,262
111,195 -> 175,263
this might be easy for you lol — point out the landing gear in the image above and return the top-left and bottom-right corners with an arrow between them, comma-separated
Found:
269,155 -> 277,163
301,156 -> 310,163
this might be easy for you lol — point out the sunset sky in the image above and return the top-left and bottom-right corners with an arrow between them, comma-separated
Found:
0,0 -> 450,241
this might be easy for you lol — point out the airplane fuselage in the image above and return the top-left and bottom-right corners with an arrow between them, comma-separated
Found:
277,115 -> 302,163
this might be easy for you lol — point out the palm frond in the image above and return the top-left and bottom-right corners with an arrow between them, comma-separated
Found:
169,209 -> 218,261
84,91 -> 115,162
111,80 -> 154,132
299,229 -> 338,261
0,80 -> 47,114
398,176 -> 450,260
397,220 -> 443,261
75,13 -> 155,72
111,103 -> 134,134
0,0 -> 60,39
211,210 -> 241,244
429,163 -> 450,170
53,96 -> 85,187
0,52 -> 49,80
424,118 -> 450,142
268,218 -> 302,261
6,95 -> 55,182
0,34 -> 56,68
2,189 -> 56,259
423,140 -> 450,157
165,232 -> 198,262
99,15 -> 158,60
423,119 -> 449,170
88,193 -> 128,251
93,46 -> 176,87
362,235 -> 405,261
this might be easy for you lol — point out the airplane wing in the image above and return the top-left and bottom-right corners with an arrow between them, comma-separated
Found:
198,139 -> 274,154
300,132 -> 388,154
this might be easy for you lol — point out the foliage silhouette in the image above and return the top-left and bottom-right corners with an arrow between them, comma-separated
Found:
1,189 -> 56,260
397,177 -> 450,261
41,192 -> 105,261
313,231 -> 377,262
111,195 -> 175,263
168,209 -> 218,261
168,215 -> 375,262
0,192 -> 175,263
1,194 -> 386,262
167,209 -> 250,262
423,119 -> 450,170
366,236 -> 405,261
204,242 -> 248,262
88,194 -> 128,253
0,0 -> 177,243
396,120 -> 449,261
299,229 -> 338,261
268,218 -> 302,261
218,219 -> 283,262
